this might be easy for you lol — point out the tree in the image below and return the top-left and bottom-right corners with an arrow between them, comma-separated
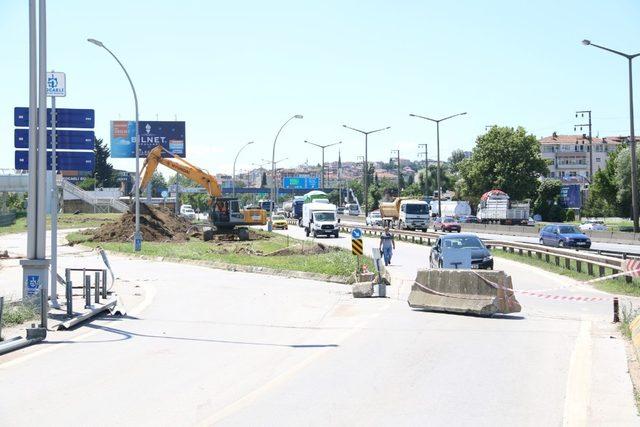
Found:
613,146 -> 640,218
582,148 -> 622,217
417,165 -> 453,197
93,138 -> 116,187
78,177 -> 97,190
448,149 -> 467,174
261,171 -> 267,188
533,179 -> 565,221
407,173 -> 415,186
149,172 -> 167,197
458,126 -> 548,202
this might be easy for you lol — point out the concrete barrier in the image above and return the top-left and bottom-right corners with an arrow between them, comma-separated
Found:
629,315 -> 640,358
408,269 -> 521,316
352,282 -> 374,298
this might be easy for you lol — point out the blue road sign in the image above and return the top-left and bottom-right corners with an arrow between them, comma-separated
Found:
14,128 -> 94,150
14,107 -> 95,128
283,177 -> 320,190
15,150 -> 95,171
26,275 -> 41,297
351,228 -> 362,239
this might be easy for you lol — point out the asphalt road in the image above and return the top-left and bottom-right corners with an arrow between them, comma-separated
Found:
0,227 -> 638,425
339,214 -> 640,255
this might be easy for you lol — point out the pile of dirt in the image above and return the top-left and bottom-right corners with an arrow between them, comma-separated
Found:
87,204 -> 196,243
264,242 -> 341,257
206,243 -> 264,256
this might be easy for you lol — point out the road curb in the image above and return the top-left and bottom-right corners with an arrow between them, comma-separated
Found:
630,315 -> 640,359
124,253 -> 353,284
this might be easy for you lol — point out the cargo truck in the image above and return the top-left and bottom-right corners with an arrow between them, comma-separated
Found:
429,200 -> 472,218
379,198 -> 430,231
476,190 -> 530,225
302,202 -> 339,238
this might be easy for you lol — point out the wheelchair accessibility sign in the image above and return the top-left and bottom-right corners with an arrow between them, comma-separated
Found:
26,275 -> 41,296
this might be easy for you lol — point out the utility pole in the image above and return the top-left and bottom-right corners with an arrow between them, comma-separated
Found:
418,143 -> 428,197
391,149 -> 401,195
304,140 -> 341,190
574,110 -> 593,182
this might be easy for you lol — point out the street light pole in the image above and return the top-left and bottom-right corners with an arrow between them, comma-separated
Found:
418,143 -> 428,197
304,140 -> 342,189
410,112 -> 467,217
583,39 -> 640,232
232,141 -> 254,197
343,125 -> 390,216
88,38 -> 141,250
391,149 -> 401,195
271,115 -> 302,216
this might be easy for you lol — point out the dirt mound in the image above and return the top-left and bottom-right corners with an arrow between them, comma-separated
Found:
87,204 -> 196,243
264,242 -> 340,257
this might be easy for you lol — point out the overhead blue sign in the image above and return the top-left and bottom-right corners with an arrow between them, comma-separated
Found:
14,107 -> 95,128
351,228 -> 362,239
14,128 -> 94,150
15,150 -> 95,171
110,120 -> 186,158
283,177 -> 319,190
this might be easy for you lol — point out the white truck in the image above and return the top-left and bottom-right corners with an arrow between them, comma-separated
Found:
379,198 -> 430,231
429,200 -> 472,217
302,202 -> 339,238
477,190 -> 530,225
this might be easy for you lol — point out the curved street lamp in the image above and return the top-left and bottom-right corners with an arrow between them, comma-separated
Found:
582,39 -> 640,231
87,38 -> 142,251
232,141 -> 254,197
270,115 -> 302,227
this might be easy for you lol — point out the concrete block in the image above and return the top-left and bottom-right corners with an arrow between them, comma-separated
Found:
408,269 -> 521,316
352,281 -> 374,298
358,272 -> 375,282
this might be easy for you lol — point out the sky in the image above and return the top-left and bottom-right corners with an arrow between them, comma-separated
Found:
1,0 -> 640,176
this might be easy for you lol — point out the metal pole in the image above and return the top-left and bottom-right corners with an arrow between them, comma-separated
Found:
364,133 -> 368,216
321,147 -> 325,189
436,121 -> 441,217
588,112 -> 593,181
629,57 -> 639,232
102,269 -> 107,299
84,275 -> 91,309
425,144 -> 428,197
397,150 -> 401,194
233,142 -> 253,197
66,280 -> 72,317
50,95 -> 59,308
271,115 -> 302,221
0,296 -> 4,341
26,0 -> 37,260
36,0 -> 47,261
94,272 -> 100,304
40,287 -> 47,329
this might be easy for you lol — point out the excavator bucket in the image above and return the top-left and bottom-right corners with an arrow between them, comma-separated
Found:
408,269 -> 521,316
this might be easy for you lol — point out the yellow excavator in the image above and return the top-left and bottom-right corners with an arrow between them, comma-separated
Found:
139,145 -> 267,241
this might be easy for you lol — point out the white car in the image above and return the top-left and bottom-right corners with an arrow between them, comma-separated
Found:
579,221 -> 607,231
180,204 -> 196,220
366,211 -> 383,227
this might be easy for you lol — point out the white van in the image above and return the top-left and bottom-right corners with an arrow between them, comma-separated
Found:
302,202 -> 339,238
180,204 -> 196,220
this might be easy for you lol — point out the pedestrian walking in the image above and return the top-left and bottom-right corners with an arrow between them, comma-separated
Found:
379,226 -> 395,266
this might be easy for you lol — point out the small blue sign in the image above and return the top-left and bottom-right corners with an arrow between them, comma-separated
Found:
14,107 -> 95,129
26,275 -> 40,296
351,228 -> 362,239
14,128 -> 94,150
15,150 -> 95,171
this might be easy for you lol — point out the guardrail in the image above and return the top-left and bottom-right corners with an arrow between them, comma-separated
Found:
0,212 -> 16,227
330,222 -> 630,282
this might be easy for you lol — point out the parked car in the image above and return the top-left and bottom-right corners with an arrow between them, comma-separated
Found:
336,207 -> 346,215
579,220 -> 608,231
179,204 -> 196,220
366,210 -> 383,227
271,214 -> 288,230
539,224 -> 591,248
430,233 -> 493,270
526,217 -> 536,226
433,216 -> 461,232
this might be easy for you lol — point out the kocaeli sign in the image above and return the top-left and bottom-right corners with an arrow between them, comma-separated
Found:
110,120 -> 186,158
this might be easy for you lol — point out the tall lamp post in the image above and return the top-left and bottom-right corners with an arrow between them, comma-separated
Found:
418,143 -> 428,197
232,141 -> 254,197
304,140 -> 342,189
582,39 -> 640,232
264,157 -> 288,211
343,125 -> 390,216
271,115 -> 302,217
88,38 -> 142,251
409,112 -> 467,217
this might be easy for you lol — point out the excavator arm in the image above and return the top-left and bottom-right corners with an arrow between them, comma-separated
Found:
138,145 -> 222,196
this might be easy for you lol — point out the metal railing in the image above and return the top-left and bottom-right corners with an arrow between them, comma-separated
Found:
64,268 -> 108,316
61,179 -> 129,213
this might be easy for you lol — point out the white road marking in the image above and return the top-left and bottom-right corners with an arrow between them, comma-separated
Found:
562,320 -> 592,427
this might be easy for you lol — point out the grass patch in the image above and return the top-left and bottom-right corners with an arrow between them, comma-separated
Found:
68,231 -> 374,278
1,300 -> 39,329
492,248 -> 640,297
619,302 -> 640,339
0,213 -> 120,235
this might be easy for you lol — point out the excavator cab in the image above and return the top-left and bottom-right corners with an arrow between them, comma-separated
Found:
209,197 -> 244,229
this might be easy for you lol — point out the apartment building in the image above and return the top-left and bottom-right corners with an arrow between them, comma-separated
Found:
539,132 -> 626,183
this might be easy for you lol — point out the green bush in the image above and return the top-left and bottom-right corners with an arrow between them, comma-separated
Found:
565,209 -> 576,222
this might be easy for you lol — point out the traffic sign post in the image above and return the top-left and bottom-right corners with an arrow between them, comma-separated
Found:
351,229 -> 364,277
48,70 -> 65,309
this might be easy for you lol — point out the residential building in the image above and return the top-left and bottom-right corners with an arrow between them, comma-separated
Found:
539,132 -> 626,184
